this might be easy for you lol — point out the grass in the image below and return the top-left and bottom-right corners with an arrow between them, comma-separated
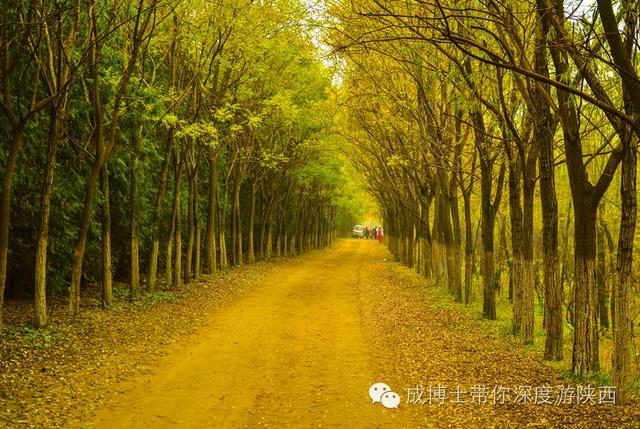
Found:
109,283 -> 183,309
5,325 -> 57,349
143,290 -> 183,303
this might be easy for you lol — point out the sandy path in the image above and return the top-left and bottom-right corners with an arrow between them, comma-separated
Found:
89,239 -> 640,428
91,239 -> 401,428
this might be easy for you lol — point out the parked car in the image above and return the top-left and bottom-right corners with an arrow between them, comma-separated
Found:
352,224 -> 365,238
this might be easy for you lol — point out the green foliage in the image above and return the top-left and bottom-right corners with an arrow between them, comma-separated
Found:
143,290 -> 183,304
5,325 -> 56,349
0,0 -> 369,301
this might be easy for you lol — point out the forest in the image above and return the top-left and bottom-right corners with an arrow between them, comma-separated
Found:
0,0 -> 367,324
1,0 -> 640,426
326,0 -> 640,401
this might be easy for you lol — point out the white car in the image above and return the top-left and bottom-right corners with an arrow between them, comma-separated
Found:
352,225 -> 365,238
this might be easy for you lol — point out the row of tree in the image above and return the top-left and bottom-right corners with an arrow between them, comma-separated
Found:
327,0 -> 639,399
0,1 -> 359,330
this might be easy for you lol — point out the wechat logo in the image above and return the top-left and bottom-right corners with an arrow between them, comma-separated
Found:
369,382 -> 401,409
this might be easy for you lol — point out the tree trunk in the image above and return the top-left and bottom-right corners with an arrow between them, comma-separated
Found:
596,222 -> 609,329
185,172 -> 195,283
193,174 -> 201,280
165,170 -> 179,290
480,160 -> 497,320
572,201 -> 599,375
290,233 -> 296,256
247,181 -> 256,263
219,206 -> 227,270
284,225 -> 289,256
540,143 -> 562,359
165,218 -> 174,289
535,0 -> 562,360
234,177 -> 243,266
507,156 -> 524,336
521,180 -> 535,344
407,215 -> 415,268
129,128 -> 141,301
613,134 -> 636,402
416,220 -> 423,275
34,109 -> 61,327
0,128 -> 24,327
172,158 -> 183,290
205,156 -> 217,273
231,181 -> 237,264
314,211 -> 320,250
449,179 -> 463,302
100,165 -> 113,308
463,194 -> 473,304
275,208 -> 284,257
431,189 -> 448,283
266,217 -> 273,259
602,220 -> 616,329
147,131 -> 173,291
259,208 -> 267,259
423,199 -> 433,279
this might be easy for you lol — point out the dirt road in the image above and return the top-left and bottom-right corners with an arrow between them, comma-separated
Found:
92,239 -> 404,428
90,240 -> 639,428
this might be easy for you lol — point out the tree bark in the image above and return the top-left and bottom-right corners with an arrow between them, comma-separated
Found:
480,159 -> 497,320
205,155 -> 217,273
233,176 -> 243,266
100,165 -> 113,308
613,134 -> 636,402
247,181 -> 256,263
521,176 -> 535,344
596,221 -> 608,329
535,0 -> 562,360
449,176 -> 463,302
0,127 -> 24,327
147,131 -> 173,291
129,127 -> 141,301
572,200 -> 599,375
193,174 -> 201,280
171,156 -> 183,290
34,108 -> 60,327
507,152 -> 524,335
463,193 -> 473,304
219,203 -> 228,270
185,170 -> 195,283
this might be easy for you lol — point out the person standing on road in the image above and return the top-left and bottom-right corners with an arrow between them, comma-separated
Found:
373,226 -> 378,240
376,227 -> 383,243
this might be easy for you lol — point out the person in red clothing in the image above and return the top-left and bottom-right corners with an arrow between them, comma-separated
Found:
376,226 -> 383,242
